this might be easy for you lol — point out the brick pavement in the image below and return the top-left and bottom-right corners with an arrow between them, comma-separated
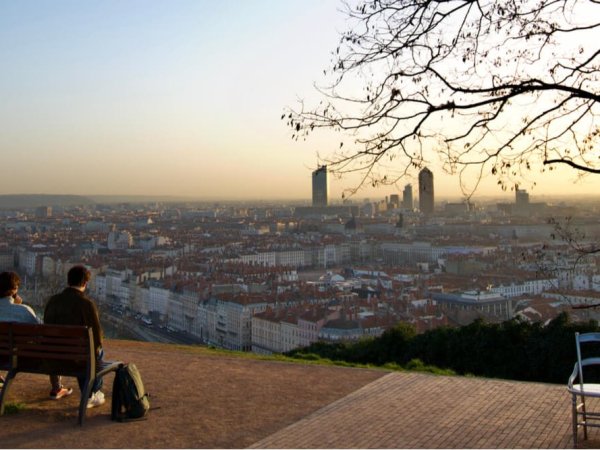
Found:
250,371 -> 594,449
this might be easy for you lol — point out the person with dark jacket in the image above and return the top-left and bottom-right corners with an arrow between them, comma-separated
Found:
44,265 -> 106,408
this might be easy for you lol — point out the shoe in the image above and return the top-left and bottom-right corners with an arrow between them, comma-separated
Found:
87,390 -> 105,409
49,387 -> 73,400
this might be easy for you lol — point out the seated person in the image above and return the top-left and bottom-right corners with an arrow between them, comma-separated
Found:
0,271 -> 73,399
0,271 -> 38,324
44,265 -> 106,408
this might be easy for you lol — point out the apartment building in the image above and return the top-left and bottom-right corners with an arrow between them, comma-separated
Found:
489,278 -> 558,298
433,290 -> 514,321
145,282 -> 172,322
298,307 -> 340,347
252,310 -> 284,354
0,250 -> 14,271
199,295 -> 269,351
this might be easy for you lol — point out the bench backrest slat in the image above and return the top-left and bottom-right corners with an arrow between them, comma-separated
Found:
13,334 -> 88,344
13,339 -> 89,351
14,350 -> 90,360
15,344 -> 88,354
1,323 -> 90,337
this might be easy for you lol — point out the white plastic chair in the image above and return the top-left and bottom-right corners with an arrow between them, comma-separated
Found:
568,332 -> 600,447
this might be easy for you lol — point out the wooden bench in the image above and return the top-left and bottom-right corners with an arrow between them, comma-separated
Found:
0,321 -> 122,425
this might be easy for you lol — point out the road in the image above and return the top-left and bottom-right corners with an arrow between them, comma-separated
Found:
101,310 -> 205,346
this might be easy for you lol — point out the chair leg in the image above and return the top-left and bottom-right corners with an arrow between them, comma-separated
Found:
573,395 -> 579,448
582,396 -> 588,440
0,371 -> 16,416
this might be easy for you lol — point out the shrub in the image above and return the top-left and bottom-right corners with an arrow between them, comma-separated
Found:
4,402 -> 26,415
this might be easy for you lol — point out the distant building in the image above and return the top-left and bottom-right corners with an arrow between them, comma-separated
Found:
107,230 -> 133,250
432,290 -> 513,322
35,206 -> 52,218
389,194 -> 400,209
402,184 -> 413,210
312,166 -> 329,207
515,187 -> 529,211
293,205 -> 358,219
418,168 -> 434,215
444,202 -> 470,216
0,251 -> 14,271
496,203 -> 513,215
514,187 -> 548,215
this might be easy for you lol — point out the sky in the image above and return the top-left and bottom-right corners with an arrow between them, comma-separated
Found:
0,0 -> 597,202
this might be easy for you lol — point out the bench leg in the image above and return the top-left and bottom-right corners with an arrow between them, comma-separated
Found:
78,378 -> 94,426
0,370 -> 17,416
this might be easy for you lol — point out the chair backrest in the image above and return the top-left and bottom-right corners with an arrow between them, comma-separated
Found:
575,332 -> 600,388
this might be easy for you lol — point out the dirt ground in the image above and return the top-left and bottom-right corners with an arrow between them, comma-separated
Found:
0,339 -> 384,448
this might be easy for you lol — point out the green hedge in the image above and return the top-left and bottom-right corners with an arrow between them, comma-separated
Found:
285,313 -> 599,384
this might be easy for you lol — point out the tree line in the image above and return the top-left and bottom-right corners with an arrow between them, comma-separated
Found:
286,313 -> 600,384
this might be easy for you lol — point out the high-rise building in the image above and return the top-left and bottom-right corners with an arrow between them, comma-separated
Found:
515,187 -> 529,208
418,168 -> 434,215
514,187 -> 530,214
402,184 -> 413,210
312,166 -> 329,207
389,194 -> 400,208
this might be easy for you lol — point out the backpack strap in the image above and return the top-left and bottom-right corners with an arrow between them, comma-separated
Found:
111,363 -> 126,421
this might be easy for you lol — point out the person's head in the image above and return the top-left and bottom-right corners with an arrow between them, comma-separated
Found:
0,271 -> 20,297
67,265 -> 91,288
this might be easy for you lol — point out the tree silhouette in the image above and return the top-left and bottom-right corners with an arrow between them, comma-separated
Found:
287,0 -> 599,196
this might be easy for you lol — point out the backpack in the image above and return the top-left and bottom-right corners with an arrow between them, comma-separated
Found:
111,363 -> 150,422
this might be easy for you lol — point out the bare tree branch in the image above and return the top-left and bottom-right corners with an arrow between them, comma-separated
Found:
286,0 -> 600,195
543,158 -> 600,173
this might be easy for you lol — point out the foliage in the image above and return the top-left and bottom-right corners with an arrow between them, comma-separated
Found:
3,402 -> 26,415
286,313 -> 600,384
287,0 -> 600,196
404,359 -> 456,376
374,321 -> 417,364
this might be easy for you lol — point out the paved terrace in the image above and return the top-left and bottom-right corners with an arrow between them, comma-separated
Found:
0,339 -> 598,448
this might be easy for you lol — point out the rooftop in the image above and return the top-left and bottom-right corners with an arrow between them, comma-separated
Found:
1,339 -> 597,448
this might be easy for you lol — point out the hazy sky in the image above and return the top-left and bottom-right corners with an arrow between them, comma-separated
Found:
0,0 -> 597,202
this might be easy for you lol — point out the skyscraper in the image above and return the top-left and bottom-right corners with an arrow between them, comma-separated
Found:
402,184 -> 413,210
515,187 -> 529,208
312,166 -> 329,207
514,187 -> 530,214
418,167 -> 434,215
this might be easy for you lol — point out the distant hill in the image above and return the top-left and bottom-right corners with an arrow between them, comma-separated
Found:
0,194 -> 96,209
88,195 -> 195,204
0,194 -> 202,209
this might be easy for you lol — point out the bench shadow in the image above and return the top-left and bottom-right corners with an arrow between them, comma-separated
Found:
1,409 -> 121,447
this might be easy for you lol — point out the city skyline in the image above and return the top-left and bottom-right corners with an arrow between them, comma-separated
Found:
1,0 -> 598,201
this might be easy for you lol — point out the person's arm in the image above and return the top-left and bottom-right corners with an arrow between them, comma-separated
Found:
23,304 -> 41,324
87,301 -> 103,356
